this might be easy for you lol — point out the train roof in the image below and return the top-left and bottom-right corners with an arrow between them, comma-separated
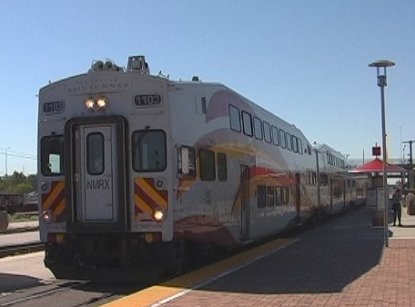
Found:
39,55 -> 329,155
313,142 -> 346,159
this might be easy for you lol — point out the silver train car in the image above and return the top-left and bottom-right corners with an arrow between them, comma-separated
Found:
38,55 -> 361,280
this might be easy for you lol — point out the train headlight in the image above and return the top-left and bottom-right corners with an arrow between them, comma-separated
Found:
96,97 -> 107,109
153,209 -> 165,222
84,96 -> 108,111
85,99 -> 95,110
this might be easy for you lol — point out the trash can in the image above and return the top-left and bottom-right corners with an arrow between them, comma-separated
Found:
407,192 -> 415,215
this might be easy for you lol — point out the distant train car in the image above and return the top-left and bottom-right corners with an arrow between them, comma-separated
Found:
313,143 -> 357,215
38,56 -> 359,280
0,193 -> 24,213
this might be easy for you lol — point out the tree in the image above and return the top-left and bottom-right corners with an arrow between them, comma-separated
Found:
0,171 -> 36,194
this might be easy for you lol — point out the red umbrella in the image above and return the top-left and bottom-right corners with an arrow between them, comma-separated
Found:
349,158 -> 406,173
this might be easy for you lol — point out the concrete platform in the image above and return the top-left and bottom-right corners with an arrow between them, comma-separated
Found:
105,206 -> 415,306
0,220 -> 39,234
389,206 -> 415,239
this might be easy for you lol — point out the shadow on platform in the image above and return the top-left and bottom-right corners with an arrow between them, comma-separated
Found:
167,208 -> 385,295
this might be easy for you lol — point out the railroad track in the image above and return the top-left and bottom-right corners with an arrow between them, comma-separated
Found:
0,280 -> 126,307
0,242 -> 44,258
0,278 -> 145,307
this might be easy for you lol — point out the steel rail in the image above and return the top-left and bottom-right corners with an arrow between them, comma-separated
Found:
0,242 -> 44,258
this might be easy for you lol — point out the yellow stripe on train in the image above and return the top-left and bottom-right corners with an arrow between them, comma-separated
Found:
135,178 -> 167,208
134,193 -> 154,215
43,181 -> 65,210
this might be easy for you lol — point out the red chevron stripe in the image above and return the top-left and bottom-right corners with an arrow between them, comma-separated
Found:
137,186 -> 157,208
134,178 -> 168,217
41,181 -> 66,222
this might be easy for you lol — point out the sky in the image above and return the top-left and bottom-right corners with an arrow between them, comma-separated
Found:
0,0 -> 414,175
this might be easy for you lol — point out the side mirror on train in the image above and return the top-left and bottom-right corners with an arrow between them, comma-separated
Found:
178,146 -> 195,177
181,147 -> 190,175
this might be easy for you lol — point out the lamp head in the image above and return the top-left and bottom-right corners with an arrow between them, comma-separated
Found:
369,60 -> 395,68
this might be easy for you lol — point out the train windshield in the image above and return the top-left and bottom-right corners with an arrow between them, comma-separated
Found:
40,135 -> 64,176
132,130 -> 166,172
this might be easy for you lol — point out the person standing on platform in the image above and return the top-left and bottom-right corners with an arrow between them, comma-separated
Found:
392,188 -> 403,226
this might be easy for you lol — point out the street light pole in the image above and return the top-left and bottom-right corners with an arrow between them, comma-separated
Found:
369,59 -> 395,248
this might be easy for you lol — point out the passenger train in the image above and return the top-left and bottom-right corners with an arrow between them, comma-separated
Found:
38,55 -> 361,280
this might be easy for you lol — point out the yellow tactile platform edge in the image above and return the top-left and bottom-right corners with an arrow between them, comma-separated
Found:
103,238 -> 297,307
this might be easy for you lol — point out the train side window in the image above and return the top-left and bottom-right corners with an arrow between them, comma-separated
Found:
279,129 -> 286,149
286,132 -> 292,151
282,187 -> 290,204
328,153 -> 333,165
253,116 -> 263,140
199,149 -> 215,181
132,130 -> 166,172
201,97 -> 207,115
263,121 -> 272,143
178,146 -> 195,177
229,105 -> 241,132
298,138 -> 303,154
272,126 -> 279,146
242,111 -> 253,137
258,185 -> 266,208
87,133 -> 104,175
320,173 -> 329,186
292,135 -> 298,153
267,186 -> 275,207
275,187 -> 282,206
41,135 -> 64,176
217,152 -> 227,182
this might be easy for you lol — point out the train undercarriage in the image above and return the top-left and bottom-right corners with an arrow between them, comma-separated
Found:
44,233 -> 224,282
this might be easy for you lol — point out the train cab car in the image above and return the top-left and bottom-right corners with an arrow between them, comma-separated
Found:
38,55 -> 359,280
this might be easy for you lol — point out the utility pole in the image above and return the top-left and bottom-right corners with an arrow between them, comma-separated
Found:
2,147 -> 10,177
403,140 -> 415,190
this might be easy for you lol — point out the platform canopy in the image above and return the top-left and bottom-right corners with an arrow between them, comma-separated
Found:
349,158 -> 406,173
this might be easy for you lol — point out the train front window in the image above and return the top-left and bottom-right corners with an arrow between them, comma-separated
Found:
41,135 -> 64,176
87,133 -> 104,175
132,130 -> 166,172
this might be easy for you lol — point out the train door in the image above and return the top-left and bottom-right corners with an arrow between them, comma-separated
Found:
76,125 -> 117,221
65,116 -> 127,231
343,180 -> 347,209
329,177 -> 334,214
295,173 -> 301,222
240,164 -> 250,241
